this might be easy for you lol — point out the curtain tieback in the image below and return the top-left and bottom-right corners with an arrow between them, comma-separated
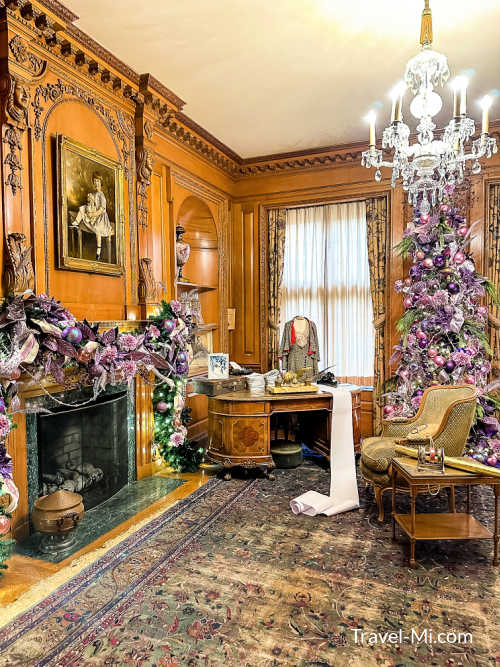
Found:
268,318 -> 279,331
373,315 -> 386,330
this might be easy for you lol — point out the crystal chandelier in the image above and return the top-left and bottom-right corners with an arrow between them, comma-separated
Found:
361,0 -> 497,213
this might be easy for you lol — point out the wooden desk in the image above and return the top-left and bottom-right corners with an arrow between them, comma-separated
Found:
391,457 -> 500,568
206,390 -> 333,479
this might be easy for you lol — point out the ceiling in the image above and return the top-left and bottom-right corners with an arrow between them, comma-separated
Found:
64,0 -> 500,159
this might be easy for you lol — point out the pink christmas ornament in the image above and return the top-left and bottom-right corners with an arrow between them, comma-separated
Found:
440,204 -> 450,213
464,375 -> 476,385
383,405 -> 395,417
423,258 -> 434,269
428,347 -> 438,358
457,226 -> 469,238
453,251 -> 466,265
416,250 -> 425,260
487,456 -> 498,467
420,213 -> 430,224
416,330 -> 427,340
0,514 -> 10,536
156,401 -> 169,413
403,296 -> 413,309
404,278 -> 412,287
434,355 -> 446,367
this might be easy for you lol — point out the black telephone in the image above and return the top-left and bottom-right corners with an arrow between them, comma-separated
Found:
315,366 -> 338,387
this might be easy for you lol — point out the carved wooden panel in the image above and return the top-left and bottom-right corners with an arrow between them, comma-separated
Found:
229,418 -> 268,456
230,203 -> 261,367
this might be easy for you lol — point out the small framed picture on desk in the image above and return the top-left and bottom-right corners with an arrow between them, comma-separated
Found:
208,353 -> 229,379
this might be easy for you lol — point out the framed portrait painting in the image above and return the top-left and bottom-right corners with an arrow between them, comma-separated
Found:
57,134 -> 124,276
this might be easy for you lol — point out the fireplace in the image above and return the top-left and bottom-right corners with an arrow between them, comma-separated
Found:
26,384 -> 136,524
38,391 -> 129,510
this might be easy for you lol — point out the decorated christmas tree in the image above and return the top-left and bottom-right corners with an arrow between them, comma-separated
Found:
386,193 -> 500,468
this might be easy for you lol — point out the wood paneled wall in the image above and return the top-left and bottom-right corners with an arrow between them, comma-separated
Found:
229,202 -> 263,369
0,0 -> 498,473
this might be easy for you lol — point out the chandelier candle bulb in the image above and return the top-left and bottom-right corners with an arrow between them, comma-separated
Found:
453,85 -> 460,118
390,81 -> 406,123
366,110 -> 376,147
480,95 -> 492,134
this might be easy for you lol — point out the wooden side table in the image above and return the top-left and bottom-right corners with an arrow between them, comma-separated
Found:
391,456 -> 499,568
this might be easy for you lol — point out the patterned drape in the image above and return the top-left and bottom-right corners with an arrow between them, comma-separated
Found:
487,184 -> 500,376
365,196 -> 389,434
268,208 -> 287,369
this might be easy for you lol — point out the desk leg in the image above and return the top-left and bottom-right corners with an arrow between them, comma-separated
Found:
466,486 -> 471,515
264,466 -> 275,481
493,484 -> 499,567
392,469 -> 396,541
410,487 -> 417,569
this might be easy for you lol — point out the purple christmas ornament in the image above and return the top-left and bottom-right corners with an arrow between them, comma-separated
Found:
62,326 -> 82,344
444,360 -> 456,373
433,255 -> 445,268
163,319 -> 176,334
447,282 -> 460,294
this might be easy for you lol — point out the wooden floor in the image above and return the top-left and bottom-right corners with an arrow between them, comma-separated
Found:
0,468 -> 210,607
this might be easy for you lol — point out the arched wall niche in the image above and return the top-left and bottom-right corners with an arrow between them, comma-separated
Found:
177,195 -> 219,324
175,194 -> 221,445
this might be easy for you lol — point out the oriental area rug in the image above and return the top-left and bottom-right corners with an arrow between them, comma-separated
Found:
0,461 -> 498,666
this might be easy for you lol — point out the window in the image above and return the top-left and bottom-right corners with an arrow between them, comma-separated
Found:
281,201 -> 374,385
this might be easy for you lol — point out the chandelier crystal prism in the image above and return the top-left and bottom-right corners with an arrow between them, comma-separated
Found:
361,0 -> 497,213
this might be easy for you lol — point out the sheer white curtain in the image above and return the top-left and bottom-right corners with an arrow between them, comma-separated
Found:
282,201 -> 374,385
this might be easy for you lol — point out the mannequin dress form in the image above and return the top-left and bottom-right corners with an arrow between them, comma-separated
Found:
279,316 -> 320,375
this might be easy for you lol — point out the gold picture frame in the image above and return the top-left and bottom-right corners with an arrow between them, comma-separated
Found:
57,134 -> 124,276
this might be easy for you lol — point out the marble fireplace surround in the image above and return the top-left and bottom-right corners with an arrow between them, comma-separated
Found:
8,331 -> 159,539
25,383 -> 136,528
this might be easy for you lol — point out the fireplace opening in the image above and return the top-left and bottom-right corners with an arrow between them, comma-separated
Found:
37,391 -> 129,511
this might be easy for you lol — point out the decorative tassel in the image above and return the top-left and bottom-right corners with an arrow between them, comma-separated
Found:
420,0 -> 433,47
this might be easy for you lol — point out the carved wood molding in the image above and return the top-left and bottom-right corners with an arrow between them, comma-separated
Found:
9,34 -> 46,77
136,147 -> 153,229
2,74 -> 30,197
165,116 -> 239,174
236,150 -> 364,176
138,257 -> 160,304
32,77 -> 134,171
3,232 -> 34,294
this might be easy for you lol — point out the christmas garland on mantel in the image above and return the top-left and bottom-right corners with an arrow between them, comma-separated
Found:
0,291 -> 198,554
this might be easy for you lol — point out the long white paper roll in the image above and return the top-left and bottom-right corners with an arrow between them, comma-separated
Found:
290,386 -> 359,516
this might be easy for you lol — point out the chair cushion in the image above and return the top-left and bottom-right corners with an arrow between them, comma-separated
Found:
361,437 -> 396,473
359,460 -> 391,487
